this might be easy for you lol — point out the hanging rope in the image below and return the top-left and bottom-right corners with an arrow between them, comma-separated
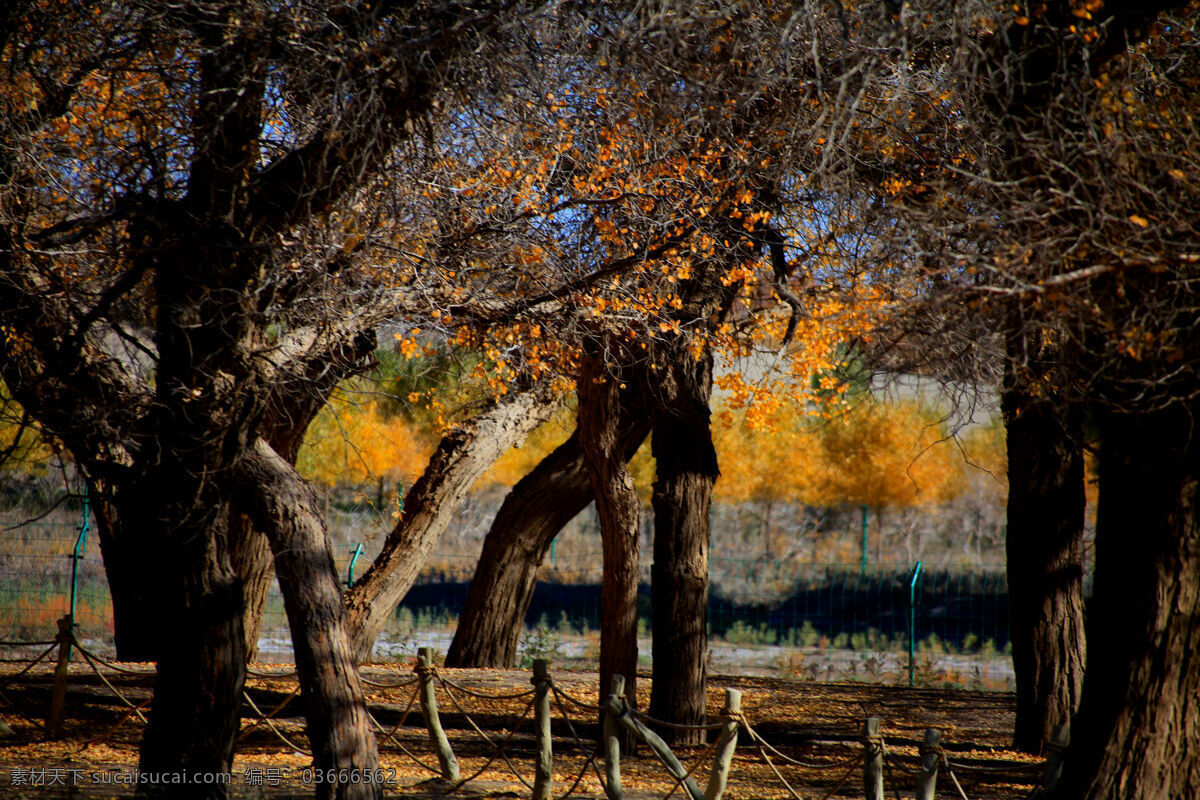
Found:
241,690 -> 311,755
435,673 -> 537,790
0,642 -> 57,689
660,734 -> 721,800
359,672 -> 419,689
629,705 -> 726,732
740,719 -> 863,770
547,680 -> 609,796
75,647 -> 150,725
367,682 -> 444,776
238,684 -> 301,743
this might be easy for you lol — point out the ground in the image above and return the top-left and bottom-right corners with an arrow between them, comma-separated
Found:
0,657 -> 1042,799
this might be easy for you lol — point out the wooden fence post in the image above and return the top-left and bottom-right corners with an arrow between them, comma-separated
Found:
602,674 -> 625,800
1039,724 -> 1070,794
532,659 -> 553,800
863,716 -> 884,800
46,615 -> 72,739
703,688 -> 741,800
602,695 -> 704,800
915,727 -> 941,800
416,646 -> 459,782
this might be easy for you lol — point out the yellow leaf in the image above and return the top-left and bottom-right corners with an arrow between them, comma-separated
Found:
1129,214 -> 1149,228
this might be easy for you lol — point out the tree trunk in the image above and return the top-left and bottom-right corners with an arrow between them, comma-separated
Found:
230,510 -> 273,662
445,432 -> 592,667
1002,334 -> 1087,755
344,386 -> 558,660
239,439 -> 381,800
92,492 -> 167,662
1052,404 -> 1200,800
445,387 -> 650,669
647,345 -> 717,747
576,354 -> 640,717
134,493 -> 246,799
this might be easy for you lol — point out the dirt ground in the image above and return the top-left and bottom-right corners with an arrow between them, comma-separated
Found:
0,659 -> 1042,799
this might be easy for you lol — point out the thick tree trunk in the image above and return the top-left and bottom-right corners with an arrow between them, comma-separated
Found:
239,439 -> 381,800
1002,335 -> 1087,754
647,346 -> 717,747
445,433 -> 592,667
134,494 -> 246,799
91,495 -> 165,662
577,354 -> 640,716
1052,405 -> 1200,800
345,387 -> 558,660
445,387 -> 651,669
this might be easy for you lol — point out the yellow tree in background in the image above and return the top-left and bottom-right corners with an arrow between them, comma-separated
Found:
712,395 -> 978,560
813,400 -> 966,509
296,392 -> 434,493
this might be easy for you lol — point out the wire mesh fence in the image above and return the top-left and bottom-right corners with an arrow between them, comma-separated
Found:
1,503 -> 1027,690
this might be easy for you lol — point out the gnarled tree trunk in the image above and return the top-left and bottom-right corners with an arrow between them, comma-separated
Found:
345,387 -> 558,660
577,353 -> 640,716
130,467 -> 246,798
445,386 -> 650,668
239,439 -> 380,800
230,511 -> 273,662
1053,403 -> 1200,800
1003,329 -> 1087,754
647,344 -> 717,747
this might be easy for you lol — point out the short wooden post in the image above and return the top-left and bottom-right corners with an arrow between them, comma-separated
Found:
532,659 -> 553,800
602,695 -> 704,800
704,688 -> 741,800
915,727 -> 941,800
416,646 -> 459,782
862,716 -> 884,800
1039,723 -> 1070,794
602,674 -> 625,800
46,615 -> 72,739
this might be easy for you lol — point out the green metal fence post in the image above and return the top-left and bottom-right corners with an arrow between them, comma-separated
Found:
907,561 -> 924,686
66,489 -> 92,662
860,505 -> 869,574
347,542 -> 364,587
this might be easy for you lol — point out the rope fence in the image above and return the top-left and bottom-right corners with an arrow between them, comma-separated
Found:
0,624 -> 1061,800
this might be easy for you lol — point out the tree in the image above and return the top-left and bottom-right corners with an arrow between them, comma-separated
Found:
577,346 -> 642,717
428,3 -> 894,740
850,0 -> 1199,790
0,1 -> 544,795
445,393 -> 651,668
1002,327 -> 1087,754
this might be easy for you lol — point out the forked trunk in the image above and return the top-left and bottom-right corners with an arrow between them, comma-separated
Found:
647,346 -> 717,747
1053,405 -> 1200,800
446,393 -> 649,669
577,354 -> 641,718
1002,335 -> 1087,754
239,439 -> 381,800
444,433 -> 593,667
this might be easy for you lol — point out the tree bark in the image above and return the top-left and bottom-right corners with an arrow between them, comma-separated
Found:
238,439 -> 381,800
132,476 -> 246,799
647,345 -> 718,747
230,510 -> 273,662
445,387 -> 650,669
1002,332 -> 1087,754
344,386 -> 559,660
1053,403 -> 1200,800
576,353 -> 641,717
